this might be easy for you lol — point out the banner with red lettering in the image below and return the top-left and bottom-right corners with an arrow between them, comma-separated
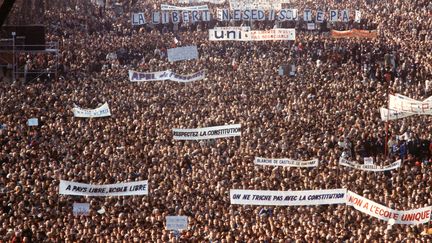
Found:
389,94 -> 432,114
347,191 -> 431,225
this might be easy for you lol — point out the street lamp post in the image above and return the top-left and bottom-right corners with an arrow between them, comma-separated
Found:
12,31 -> 16,82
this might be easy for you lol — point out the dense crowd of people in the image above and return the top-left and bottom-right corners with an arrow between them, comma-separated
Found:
1,0 -> 432,241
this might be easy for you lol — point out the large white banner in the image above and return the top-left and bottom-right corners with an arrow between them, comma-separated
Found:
59,180 -> 148,196
209,27 -> 251,41
161,4 -> 209,11
380,107 -> 415,121
250,28 -> 295,41
339,157 -> 401,172
389,94 -> 432,114
209,28 -> 295,41
128,70 -> 205,82
179,0 -> 225,3
73,202 -> 90,216
347,191 -> 432,225
167,46 -> 199,62
254,157 -> 319,167
173,124 -> 241,140
72,102 -> 111,118
229,0 -> 282,10
230,189 -> 347,206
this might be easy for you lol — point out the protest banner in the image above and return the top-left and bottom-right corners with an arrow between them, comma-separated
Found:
250,28 -> 295,41
347,191 -> 432,225
229,0 -> 282,10
230,189 -> 347,206
73,202 -> 90,216
133,8 -> 364,24
59,180 -> 148,196
173,124 -> 241,140
254,157 -> 318,167
209,27 -> 251,41
307,23 -> 315,30
166,216 -> 188,230
331,29 -> 377,39
364,157 -> 374,165
339,157 -> 401,172
128,70 -> 205,82
178,0 -> 225,3
161,4 -> 209,11
354,10 -> 361,23
167,46 -> 199,62
132,13 -> 146,26
389,94 -> 432,114
27,118 -> 39,126
380,107 -> 415,121
72,102 -> 111,118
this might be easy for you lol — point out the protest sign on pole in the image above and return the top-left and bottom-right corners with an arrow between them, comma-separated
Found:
27,118 -> 39,126
166,216 -> 188,230
73,202 -> 90,216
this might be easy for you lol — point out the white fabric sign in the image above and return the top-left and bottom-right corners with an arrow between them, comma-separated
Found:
132,13 -> 146,26
330,10 -> 338,22
381,95 -> 432,120
364,157 -> 374,165
347,191 -> 432,225
229,0 -> 282,10
179,0 -> 225,3
380,107 -> 415,121
339,157 -> 401,172
254,157 -> 319,167
73,202 -> 90,216
161,4 -> 209,11
167,46 -> 199,62
27,118 -> 39,126
59,180 -> 148,196
128,70 -> 205,82
230,189 -> 347,206
173,124 -> 241,140
307,23 -> 315,30
341,10 -> 349,22
389,94 -> 432,114
354,10 -> 361,23
250,28 -> 295,41
166,216 -> 188,230
72,102 -> 111,118
209,27 -> 251,41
